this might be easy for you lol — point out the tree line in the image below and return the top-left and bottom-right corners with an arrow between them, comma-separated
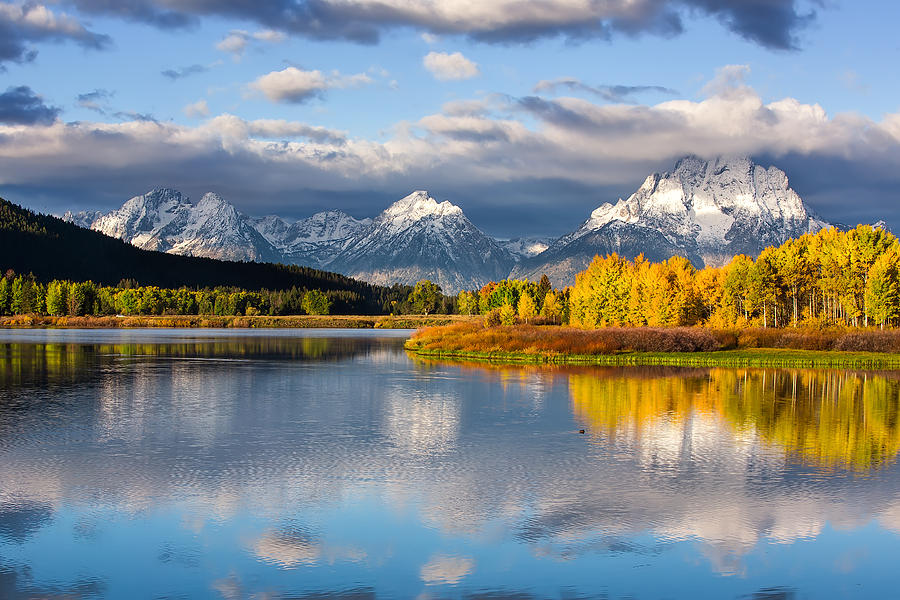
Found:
456,275 -> 569,324
0,197 -> 412,313
0,274 -> 458,317
459,225 -> 900,329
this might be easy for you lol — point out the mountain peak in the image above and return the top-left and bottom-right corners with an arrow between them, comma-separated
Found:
197,191 -> 231,210
381,191 -> 463,223
137,187 -> 189,206
330,190 -> 512,293
673,154 -> 751,175
513,155 -> 831,286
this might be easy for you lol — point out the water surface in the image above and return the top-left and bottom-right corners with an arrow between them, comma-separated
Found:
1,328 -> 899,599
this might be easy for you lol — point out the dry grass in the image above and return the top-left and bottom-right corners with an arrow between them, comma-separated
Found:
407,322 -> 900,356
408,322 -> 721,355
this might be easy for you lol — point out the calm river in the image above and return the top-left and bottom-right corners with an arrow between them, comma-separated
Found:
1,329 -> 900,599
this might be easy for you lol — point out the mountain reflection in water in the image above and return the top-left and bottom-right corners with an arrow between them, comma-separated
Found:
0,330 -> 899,599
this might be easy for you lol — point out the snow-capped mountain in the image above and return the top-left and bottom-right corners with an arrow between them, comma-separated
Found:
327,191 -> 515,293
252,210 -> 372,269
496,237 -> 551,259
66,188 -> 281,263
514,156 -> 830,286
62,157 -> 833,293
63,209 -> 103,229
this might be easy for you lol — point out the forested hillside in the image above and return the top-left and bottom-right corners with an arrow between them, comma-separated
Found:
0,198 -> 412,314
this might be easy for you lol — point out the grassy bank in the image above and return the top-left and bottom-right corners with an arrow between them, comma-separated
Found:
0,314 -> 477,329
404,322 -> 900,369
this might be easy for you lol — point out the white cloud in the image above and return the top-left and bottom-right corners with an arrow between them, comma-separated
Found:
249,67 -> 373,103
4,67 -> 900,229
423,51 -> 480,81
253,29 -> 286,43
183,99 -> 209,119
701,64 -> 751,97
0,1 -> 100,39
207,114 -> 347,144
4,77 -> 900,190
215,29 -> 286,58
0,1 -> 109,64
215,32 -> 248,56
42,0 -> 817,50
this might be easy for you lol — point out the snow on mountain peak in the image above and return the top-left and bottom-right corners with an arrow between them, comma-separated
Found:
381,191 -> 463,224
513,155 -> 833,287
575,155 -> 822,250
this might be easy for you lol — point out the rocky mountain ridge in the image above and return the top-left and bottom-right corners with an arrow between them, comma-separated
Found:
512,156 -> 830,285
64,156 -> 834,292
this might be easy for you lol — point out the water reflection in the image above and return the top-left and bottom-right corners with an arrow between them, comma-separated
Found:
570,367 -> 900,471
0,331 -> 899,598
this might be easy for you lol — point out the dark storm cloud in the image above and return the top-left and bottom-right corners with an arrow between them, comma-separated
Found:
757,152 -> 900,231
58,0 -> 816,50
0,3 -> 110,68
0,86 -> 59,125
161,63 -> 209,80
688,0 -> 819,50
534,78 -> 678,103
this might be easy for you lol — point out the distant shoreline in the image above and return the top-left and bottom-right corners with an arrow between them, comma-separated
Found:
405,347 -> 900,369
404,323 -> 900,369
0,314 -> 476,330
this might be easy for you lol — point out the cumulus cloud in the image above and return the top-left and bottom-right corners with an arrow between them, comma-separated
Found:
55,0 -> 816,49
0,1 -> 109,66
183,99 -> 209,119
3,68 -> 900,233
215,29 -> 286,58
423,51 -> 479,81
249,67 -> 373,104
701,63 -> 752,97
0,86 -> 59,125
207,114 -> 348,144
534,77 -> 677,103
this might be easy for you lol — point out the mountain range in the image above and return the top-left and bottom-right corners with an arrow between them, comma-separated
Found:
65,156 -> 832,293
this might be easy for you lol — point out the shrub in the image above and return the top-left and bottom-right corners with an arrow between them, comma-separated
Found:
484,309 -> 502,327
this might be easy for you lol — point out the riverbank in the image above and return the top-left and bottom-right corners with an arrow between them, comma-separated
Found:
0,314 -> 477,329
404,322 -> 900,369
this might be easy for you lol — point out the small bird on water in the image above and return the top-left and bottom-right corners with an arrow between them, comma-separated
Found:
578,429 -> 585,434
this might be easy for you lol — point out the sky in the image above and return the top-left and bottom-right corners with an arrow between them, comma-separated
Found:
0,0 -> 898,239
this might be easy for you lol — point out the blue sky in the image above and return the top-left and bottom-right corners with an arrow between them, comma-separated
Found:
0,0 -> 898,238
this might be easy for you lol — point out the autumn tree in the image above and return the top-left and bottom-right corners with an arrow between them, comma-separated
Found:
517,293 -> 537,323
408,280 -> 442,315
866,249 -> 900,328
302,289 -> 331,315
